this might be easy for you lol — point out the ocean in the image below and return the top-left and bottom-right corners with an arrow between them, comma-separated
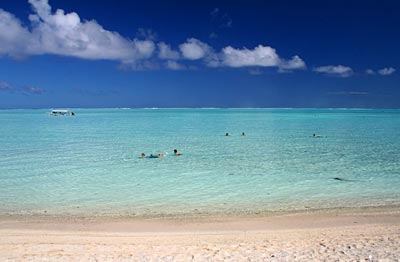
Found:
0,108 -> 399,217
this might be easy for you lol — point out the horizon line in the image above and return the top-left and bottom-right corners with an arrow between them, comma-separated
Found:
1,107 -> 400,110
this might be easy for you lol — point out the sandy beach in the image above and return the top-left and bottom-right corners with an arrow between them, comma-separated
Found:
1,208 -> 399,261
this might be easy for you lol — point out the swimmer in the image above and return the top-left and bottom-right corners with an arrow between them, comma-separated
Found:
225,132 -> 230,136
142,153 -> 163,159
242,132 -> 245,136
173,149 -> 182,155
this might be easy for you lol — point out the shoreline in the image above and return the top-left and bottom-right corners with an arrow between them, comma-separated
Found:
1,205 -> 399,232
1,207 -> 399,261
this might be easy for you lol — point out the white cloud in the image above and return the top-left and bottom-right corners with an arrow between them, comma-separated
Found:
366,69 -> 375,75
378,67 -> 396,76
221,45 -> 280,67
133,40 -> 155,59
179,38 -> 213,60
278,55 -> 306,72
0,9 -> 33,58
158,42 -> 180,60
0,0 -> 309,73
0,0 -> 155,63
165,60 -> 185,70
204,44 -> 306,72
366,67 -> 396,76
313,65 -> 354,77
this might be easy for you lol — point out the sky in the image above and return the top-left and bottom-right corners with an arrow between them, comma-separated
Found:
0,0 -> 399,108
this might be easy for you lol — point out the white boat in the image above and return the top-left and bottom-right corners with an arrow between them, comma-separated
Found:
48,109 -> 75,116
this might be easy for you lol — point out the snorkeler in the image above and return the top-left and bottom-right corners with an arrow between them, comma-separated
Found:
174,149 -> 182,155
141,153 -> 163,158
312,133 -> 324,138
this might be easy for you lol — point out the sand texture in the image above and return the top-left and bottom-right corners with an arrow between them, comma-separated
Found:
1,210 -> 399,261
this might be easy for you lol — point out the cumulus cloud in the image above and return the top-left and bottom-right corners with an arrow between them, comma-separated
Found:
165,60 -> 185,70
221,45 -> 280,67
313,65 -> 354,77
0,0 -> 307,73
0,9 -> 33,58
179,38 -> 213,60
218,45 -> 305,72
378,67 -> 396,76
278,55 -> 306,72
0,0 -> 154,63
158,42 -> 180,60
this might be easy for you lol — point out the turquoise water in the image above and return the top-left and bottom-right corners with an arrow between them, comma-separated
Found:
0,109 -> 399,217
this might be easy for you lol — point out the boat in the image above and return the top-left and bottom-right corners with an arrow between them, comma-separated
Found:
48,109 -> 75,116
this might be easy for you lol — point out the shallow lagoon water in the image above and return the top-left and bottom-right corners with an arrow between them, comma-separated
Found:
0,109 -> 399,217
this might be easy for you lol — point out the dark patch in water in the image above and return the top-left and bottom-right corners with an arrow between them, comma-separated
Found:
333,177 -> 355,182
333,177 -> 345,181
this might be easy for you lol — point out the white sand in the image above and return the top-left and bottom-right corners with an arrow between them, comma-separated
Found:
1,208 -> 399,261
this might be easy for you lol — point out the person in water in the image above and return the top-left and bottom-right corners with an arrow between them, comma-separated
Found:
142,153 -> 163,158
242,132 -> 245,136
225,132 -> 230,136
174,149 -> 181,155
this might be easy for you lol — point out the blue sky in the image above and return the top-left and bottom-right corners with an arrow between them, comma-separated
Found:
0,0 -> 399,108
